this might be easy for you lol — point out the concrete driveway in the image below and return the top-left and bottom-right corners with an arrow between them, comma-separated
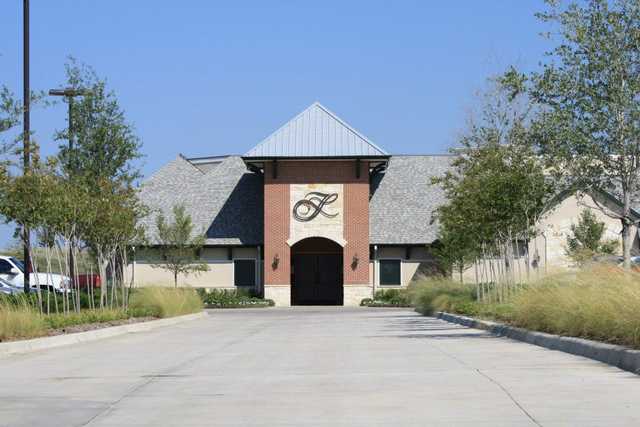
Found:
1,307 -> 639,427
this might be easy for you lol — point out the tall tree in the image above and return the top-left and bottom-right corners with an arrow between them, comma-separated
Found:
152,205 -> 208,287
53,59 -> 144,300
433,78 -> 555,288
56,58 -> 142,187
510,0 -> 640,268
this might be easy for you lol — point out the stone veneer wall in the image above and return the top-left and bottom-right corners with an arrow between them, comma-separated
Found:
263,160 -> 372,306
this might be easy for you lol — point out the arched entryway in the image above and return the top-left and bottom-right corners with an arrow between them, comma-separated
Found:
290,237 -> 343,305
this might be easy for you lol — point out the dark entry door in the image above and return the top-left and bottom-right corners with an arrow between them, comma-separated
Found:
292,254 -> 343,305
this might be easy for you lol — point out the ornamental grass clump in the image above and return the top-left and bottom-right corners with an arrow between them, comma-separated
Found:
510,265 -> 640,348
0,298 -> 46,341
407,276 -> 476,315
128,287 -> 203,318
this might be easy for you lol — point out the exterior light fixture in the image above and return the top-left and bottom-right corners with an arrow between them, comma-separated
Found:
272,254 -> 280,269
351,253 -> 359,269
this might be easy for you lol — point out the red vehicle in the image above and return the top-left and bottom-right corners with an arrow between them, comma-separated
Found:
73,274 -> 102,289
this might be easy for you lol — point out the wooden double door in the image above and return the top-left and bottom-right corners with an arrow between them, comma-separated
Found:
291,253 -> 343,305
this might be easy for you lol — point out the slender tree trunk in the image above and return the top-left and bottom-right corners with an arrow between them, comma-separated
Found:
622,219 -> 632,270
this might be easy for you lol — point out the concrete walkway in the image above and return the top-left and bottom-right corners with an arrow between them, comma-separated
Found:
1,308 -> 639,426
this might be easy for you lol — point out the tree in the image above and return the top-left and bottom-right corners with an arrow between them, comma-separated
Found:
52,59 -> 145,305
566,209 -> 618,265
151,205 -> 208,287
433,78 -> 555,292
56,58 -> 142,187
0,86 -> 22,160
432,215 -> 477,284
507,0 -> 640,269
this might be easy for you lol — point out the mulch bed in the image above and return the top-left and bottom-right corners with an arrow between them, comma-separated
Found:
46,316 -> 157,336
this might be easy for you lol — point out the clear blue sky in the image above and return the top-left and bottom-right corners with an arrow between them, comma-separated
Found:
0,0 -> 551,247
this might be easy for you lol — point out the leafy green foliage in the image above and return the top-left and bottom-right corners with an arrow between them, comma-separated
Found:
360,289 -> 412,307
56,58 -> 142,187
198,289 -> 274,308
43,309 -> 130,330
152,204 -> 209,287
0,86 -> 22,160
506,0 -> 640,268
432,79 -> 555,279
566,210 -> 618,264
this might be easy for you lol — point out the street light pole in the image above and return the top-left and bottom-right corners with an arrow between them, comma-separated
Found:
49,88 -> 87,172
22,0 -> 30,293
49,88 -> 87,289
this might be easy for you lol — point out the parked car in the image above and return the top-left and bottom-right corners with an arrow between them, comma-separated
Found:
0,277 -> 22,295
0,256 -> 71,293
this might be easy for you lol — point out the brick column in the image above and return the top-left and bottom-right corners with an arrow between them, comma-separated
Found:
263,163 -> 291,306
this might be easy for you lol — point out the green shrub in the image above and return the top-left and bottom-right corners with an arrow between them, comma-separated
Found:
128,287 -> 203,318
372,289 -> 412,306
44,309 -> 129,329
199,289 -> 274,308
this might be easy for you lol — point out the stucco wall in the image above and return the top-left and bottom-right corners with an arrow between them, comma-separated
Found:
462,193 -> 640,283
371,246 -> 440,289
129,246 -> 261,289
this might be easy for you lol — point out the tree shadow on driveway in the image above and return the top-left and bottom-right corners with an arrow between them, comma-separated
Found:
368,314 -> 497,340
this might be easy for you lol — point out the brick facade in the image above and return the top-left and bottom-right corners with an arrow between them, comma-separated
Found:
263,160 -> 370,293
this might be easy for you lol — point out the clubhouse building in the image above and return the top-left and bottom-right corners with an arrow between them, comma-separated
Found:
135,102 -> 640,305
136,102 -> 449,306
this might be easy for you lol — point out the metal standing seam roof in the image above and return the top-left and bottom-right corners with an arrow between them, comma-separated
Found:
243,102 -> 389,158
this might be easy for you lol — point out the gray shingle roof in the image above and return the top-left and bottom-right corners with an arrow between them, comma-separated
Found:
244,102 -> 388,158
138,155 -> 263,245
369,155 -> 454,245
139,154 -> 453,246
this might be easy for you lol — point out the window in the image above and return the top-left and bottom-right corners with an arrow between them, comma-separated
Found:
9,258 -> 24,273
379,259 -> 401,286
0,259 -> 14,274
512,240 -> 528,259
234,259 -> 256,287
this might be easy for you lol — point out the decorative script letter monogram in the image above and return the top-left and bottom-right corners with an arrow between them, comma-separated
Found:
292,192 -> 338,222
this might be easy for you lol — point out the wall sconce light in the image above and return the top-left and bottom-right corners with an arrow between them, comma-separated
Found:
351,253 -> 359,270
272,254 -> 280,270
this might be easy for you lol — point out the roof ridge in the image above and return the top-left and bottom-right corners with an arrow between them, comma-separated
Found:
177,153 -> 205,174
311,102 -> 388,155
244,104 -> 316,157
244,102 -> 388,157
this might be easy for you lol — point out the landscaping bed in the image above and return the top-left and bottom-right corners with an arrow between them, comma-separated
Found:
0,287 -> 203,342
198,289 -> 275,309
409,266 -> 640,350
360,289 -> 412,307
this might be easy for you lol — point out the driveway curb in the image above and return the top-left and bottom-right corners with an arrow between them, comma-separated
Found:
437,311 -> 640,375
0,311 -> 208,357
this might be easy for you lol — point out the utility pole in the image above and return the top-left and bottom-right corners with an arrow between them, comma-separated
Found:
22,0 -> 30,293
